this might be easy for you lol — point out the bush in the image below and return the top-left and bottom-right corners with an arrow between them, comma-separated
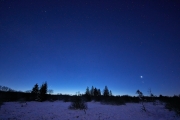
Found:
69,96 -> 87,110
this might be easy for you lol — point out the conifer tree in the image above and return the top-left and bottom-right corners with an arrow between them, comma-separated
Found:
103,86 -> 109,97
97,89 -> 101,96
31,83 -> 39,100
94,87 -> 98,97
109,90 -> 112,96
39,82 -> 48,101
85,87 -> 90,96
32,84 -> 39,94
90,86 -> 94,96
85,86 -> 91,101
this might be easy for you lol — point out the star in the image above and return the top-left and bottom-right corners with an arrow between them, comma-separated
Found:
140,76 -> 143,78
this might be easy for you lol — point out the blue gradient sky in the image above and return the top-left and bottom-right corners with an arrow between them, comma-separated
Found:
0,0 -> 180,96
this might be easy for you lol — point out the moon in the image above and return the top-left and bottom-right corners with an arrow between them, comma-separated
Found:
140,76 -> 143,78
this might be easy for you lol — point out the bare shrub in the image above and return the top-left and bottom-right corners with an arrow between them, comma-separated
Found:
69,96 -> 87,111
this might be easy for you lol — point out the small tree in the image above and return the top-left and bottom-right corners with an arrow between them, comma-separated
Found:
148,89 -> 154,102
103,86 -> 109,97
136,90 -> 146,112
69,96 -> 87,114
136,90 -> 143,98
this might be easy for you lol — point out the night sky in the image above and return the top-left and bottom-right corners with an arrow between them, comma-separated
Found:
0,0 -> 180,96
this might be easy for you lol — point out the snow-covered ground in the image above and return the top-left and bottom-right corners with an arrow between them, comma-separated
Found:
0,101 -> 179,120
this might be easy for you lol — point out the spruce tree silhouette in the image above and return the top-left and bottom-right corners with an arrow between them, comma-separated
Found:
94,87 -> 98,97
31,83 -> 39,100
85,87 -> 91,101
39,82 -> 48,101
103,86 -> 109,97
97,89 -> 101,96
90,86 -> 94,96
85,87 -> 90,96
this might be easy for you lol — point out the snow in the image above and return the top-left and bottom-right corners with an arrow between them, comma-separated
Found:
0,101 -> 179,120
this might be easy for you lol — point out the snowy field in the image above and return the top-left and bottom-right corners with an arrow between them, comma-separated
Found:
0,101 -> 179,120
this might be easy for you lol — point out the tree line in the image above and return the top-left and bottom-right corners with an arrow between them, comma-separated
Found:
30,82 -> 113,101
85,86 -> 112,96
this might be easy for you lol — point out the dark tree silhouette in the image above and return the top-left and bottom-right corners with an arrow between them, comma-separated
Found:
136,89 -> 146,112
90,86 -> 94,96
39,82 -> 48,101
136,90 -> 143,98
94,87 -> 98,97
148,89 -> 154,102
69,96 -> 87,112
103,86 -> 109,97
97,89 -> 101,96
31,83 -> 39,100
85,87 -> 90,96
109,90 -> 112,96
85,87 -> 91,101
31,84 -> 39,94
